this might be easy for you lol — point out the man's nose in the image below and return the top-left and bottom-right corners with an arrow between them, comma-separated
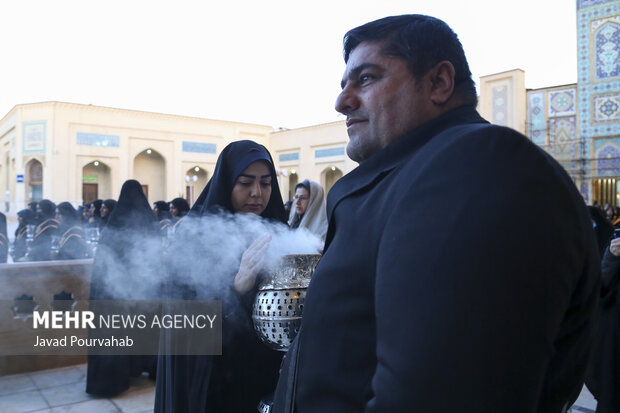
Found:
335,86 -> 359,115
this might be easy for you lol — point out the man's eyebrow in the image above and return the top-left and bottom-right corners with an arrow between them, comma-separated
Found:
341,63 -> 381,89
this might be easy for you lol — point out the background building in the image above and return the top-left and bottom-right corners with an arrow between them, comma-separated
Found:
1,0 -> 618,217
479,0 -> 619,206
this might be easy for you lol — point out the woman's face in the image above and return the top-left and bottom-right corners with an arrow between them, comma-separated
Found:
231,161 -> 272,215
294,187 -> 310,216
169,204 -> 178,217
100,204 -> 109,217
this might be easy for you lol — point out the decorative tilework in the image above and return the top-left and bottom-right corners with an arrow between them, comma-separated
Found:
593,136 -> 620,152
492,86 -> 508,126
315,147 -> 345,158
579,0 -> 616,9
527,92 -> 546,145
279,152 -> 299,162
578,4 -> 620,142
596,142 -> 620,175
76,132 -> 119,147
595,22 -> 620,79
549,89 -> 576,116
182,141 -> 216,154
23,121 -> 46,154
549,117 -> 577,162
593,92 -> 620,122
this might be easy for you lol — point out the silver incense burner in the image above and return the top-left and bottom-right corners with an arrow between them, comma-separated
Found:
252,254 -> 321,352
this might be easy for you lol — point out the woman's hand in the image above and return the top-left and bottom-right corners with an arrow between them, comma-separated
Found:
234,234 -> 271,295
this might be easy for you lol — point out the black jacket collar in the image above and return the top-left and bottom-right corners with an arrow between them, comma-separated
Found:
326,106 -> 488,219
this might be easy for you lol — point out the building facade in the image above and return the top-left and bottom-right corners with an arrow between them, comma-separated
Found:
480,0 -> 620,206
1,1 -> 618,216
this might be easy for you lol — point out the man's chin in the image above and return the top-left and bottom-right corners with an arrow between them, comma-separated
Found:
346,141 -> 369,163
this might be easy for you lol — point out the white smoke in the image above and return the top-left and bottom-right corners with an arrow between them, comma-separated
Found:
92,211 -> 323,301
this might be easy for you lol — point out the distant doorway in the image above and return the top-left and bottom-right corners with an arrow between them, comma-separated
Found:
82,183 -> 98,204
26,159 -> 43,203
82,161 -> 111,201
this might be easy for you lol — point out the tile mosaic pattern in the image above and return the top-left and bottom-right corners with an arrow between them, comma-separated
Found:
549,116 -> 578,174
76,133 -> 120,148
577,2 -> 620,195
549,89 -> 577,116
580,0 -> 616,9
594,20 -> 620,79
492,85 -> 509,127
596,141 -> 620,175
528,91 -> 547,145
592,91 -> 620,122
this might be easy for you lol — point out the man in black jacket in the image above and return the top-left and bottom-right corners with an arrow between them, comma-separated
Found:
273,14 -> 600,413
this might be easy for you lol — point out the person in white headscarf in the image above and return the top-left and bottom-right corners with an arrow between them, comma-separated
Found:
288,179 -> 328,241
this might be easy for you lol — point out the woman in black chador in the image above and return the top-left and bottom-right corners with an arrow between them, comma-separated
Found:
13,209 -> 35,261
86,180 -> 160,396
54,202 -> 87,260
30,199 -> 59,261
155,140 -> 288,412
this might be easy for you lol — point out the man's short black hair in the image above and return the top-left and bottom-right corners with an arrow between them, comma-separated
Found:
343,14 -> 477,107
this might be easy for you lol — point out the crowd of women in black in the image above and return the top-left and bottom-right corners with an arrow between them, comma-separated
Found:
0,196 -> 195,264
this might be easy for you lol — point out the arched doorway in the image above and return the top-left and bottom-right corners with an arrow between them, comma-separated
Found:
82,160 -> 112,203
288,172 -> 299,202
133,149 -> 166,203
321,166 -> 343,195
26,159 -> 43,203
185,166 -> 208,205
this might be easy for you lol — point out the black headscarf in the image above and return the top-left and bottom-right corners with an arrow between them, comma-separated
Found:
106,180 -> 157,230
38,199 -> 56,221
154,201 -> 169,212
101,199 -> 117,226
16,209 -> 35,236
91,199 -> 103,219
170,198 -> 190,218
193,140 -> 287,223
56,202 -> 80,228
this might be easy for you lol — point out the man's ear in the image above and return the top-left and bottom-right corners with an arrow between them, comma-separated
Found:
428,60 -> 456,106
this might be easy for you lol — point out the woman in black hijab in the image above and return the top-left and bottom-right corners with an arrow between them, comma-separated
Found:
86,180 -> 160,396
30,199 -> 59,261
88,199 -> 103,227
100,199 -> 117,228
0,212 -> 7,263
54,202 -> 87,260
155,140 -> 287,412
169,197 -> 190,223
13,209 -> 35,261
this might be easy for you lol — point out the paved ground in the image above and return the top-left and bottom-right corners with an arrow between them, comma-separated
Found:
0,363 -> 599,413
0,364 -> 155,413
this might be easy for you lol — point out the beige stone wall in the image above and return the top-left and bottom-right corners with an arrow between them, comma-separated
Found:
0,102 -> 274,213
479,69 -> 526,134
269,121 -> 354,200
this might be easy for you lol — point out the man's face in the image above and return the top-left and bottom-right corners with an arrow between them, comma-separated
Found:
336,41 -> 436,163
